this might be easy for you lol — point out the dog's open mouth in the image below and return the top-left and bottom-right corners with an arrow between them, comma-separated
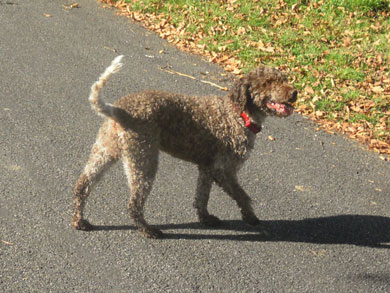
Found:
266,101 -> 294,117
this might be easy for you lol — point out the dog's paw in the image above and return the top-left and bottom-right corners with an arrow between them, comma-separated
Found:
139,226 -> 163,239
72,219 -> 94,231
200,214 -> 222,227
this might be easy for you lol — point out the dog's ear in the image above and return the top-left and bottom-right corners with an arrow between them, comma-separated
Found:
228,77 -> 251,111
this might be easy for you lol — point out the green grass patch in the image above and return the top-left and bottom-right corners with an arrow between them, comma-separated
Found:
328,0 -> 389,12
115,0 -> 390,152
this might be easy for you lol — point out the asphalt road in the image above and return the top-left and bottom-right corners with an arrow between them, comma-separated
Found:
1,0 -> 389,292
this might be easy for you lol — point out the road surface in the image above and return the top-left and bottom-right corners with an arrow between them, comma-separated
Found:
1,0 -> 389,291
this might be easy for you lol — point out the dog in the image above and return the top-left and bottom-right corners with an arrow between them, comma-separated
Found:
72,55 -> 297,238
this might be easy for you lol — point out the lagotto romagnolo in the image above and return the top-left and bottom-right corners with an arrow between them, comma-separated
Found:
73,55 -> 297,238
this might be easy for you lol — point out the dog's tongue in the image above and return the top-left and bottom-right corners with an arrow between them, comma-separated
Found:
266,101 -> 293,116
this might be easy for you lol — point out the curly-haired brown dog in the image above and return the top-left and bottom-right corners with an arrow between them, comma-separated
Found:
72,55 -> 297,238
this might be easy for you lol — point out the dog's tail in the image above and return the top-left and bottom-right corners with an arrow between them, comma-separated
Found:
88,55 -> 124,119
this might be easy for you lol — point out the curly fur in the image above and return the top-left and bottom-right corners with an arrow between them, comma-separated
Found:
72,56 -> 297,238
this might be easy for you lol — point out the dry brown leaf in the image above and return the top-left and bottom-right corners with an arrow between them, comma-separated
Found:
372,86 -> 384,94
304,86 -> 315,95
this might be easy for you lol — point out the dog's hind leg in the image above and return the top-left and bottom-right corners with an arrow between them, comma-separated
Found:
72,137 -> 117,231
194,167 -> 221,226
122,133 -> 161,238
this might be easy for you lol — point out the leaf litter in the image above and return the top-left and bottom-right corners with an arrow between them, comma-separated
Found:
100,0 -> 389,157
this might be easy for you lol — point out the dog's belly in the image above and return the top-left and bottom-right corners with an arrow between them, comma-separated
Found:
158,128 -> 221,166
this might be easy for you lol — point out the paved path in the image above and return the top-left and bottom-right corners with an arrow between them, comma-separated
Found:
1,1 -> 389,291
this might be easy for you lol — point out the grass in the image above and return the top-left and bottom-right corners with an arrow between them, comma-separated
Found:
103,0 -> 390,155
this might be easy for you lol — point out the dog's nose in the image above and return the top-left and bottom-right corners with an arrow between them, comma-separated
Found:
290,90 -> 298,103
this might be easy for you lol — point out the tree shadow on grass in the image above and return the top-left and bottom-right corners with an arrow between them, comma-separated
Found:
92,214 -> 390,248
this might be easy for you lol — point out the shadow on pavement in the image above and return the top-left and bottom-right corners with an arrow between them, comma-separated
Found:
92,214 -> 390,248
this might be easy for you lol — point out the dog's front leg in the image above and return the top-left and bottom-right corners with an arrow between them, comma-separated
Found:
213,170 -> 260,226
194,167 -> 221,226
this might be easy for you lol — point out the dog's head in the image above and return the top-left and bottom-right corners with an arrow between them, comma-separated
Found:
228,66 -> 297,120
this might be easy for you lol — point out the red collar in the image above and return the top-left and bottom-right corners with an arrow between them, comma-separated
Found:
240,112 -> 261,134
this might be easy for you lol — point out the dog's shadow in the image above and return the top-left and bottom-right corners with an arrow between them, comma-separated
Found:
93,214 -> 390,248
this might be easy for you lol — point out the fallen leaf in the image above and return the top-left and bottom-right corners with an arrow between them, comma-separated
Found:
304,86 -> 315,95
294,185 -> 306,192
63,2 -> 80,10
310,249 -> 326,257
371,86 -> 384,94
259,46 -> 275,53
315,111 -> 325,118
